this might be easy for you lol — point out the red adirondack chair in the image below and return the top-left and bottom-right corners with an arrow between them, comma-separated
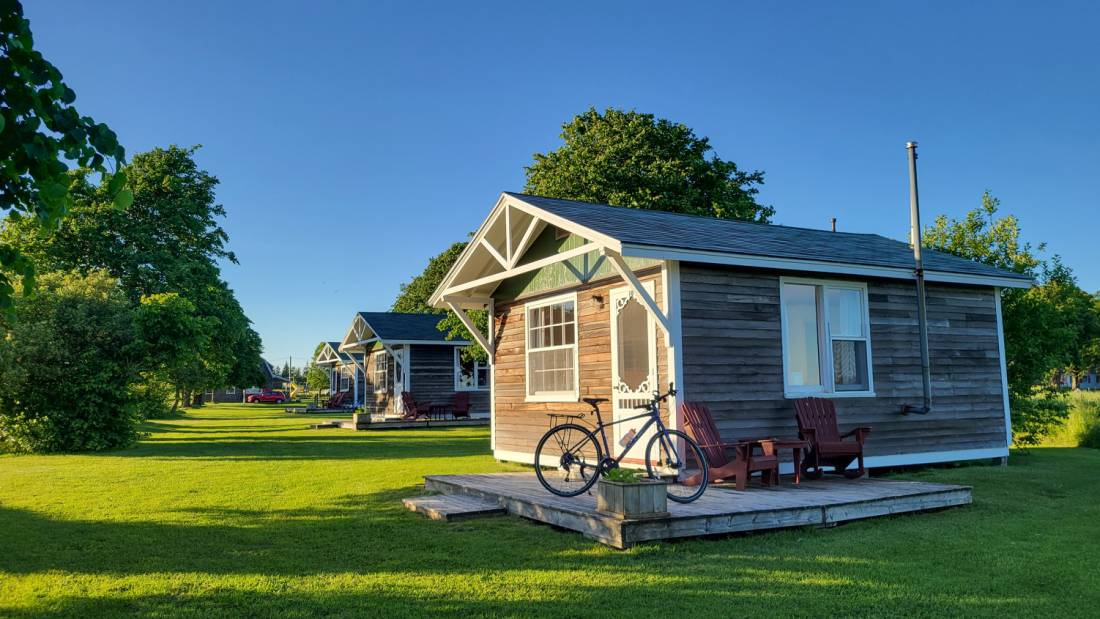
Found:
680,402 -> 779,491
794,397 -> 871,479
450,392 -> 471,419
324,390 -> 347,409
399,392 -> 428,421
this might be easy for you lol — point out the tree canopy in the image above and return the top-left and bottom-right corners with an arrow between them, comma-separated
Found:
525,107 -> 773,222
2,145 -> 263,406
0,0 -> 129,311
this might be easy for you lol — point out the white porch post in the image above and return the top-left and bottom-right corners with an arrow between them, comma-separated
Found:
661,260 -> 685,432
603,248 -> 673,338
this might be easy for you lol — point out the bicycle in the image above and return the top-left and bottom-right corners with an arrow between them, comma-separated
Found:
533,385 -> 709,503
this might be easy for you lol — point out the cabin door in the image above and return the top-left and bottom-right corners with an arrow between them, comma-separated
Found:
610,282 -> 658,463
391,347 -> 406,412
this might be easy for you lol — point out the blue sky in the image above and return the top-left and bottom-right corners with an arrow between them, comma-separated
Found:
27,1 -> 1100,368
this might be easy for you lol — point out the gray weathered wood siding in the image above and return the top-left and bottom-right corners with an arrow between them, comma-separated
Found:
678,264 -> 1008,458
409,344 -> 490,414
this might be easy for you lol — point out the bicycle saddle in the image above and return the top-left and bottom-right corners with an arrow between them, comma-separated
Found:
582,397 -> 609,406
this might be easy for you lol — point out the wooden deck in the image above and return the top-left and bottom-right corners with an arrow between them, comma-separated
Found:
420,473 -> 972,548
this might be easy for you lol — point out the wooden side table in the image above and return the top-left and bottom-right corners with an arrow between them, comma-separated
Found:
772,439 -> 810,485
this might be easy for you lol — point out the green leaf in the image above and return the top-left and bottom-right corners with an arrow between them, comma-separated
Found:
107,170 -> 127,196
113,188 -> 133,210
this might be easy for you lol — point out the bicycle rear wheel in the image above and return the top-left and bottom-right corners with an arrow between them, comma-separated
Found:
534,423 -> 603,497
644,429 -> 709,503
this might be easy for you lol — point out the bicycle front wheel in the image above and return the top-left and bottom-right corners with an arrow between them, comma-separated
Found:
534,423 -> 603,497
645,429 -> 709,503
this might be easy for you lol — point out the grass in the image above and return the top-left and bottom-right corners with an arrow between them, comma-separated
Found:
1,404 -> 1098,618
1044,390 -> 1100,448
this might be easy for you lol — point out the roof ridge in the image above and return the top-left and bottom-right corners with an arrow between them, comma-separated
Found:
505,191 -> 888,240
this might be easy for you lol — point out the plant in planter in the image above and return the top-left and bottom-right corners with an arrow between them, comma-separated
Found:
595,467 -> 669,520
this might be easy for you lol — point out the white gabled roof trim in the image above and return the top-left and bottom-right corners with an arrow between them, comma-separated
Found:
431,193 -> 1032,309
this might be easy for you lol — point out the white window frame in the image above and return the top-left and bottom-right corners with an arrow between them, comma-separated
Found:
524,291 -> 580,403
454,347 -> 489,392
373,351 -> 389,394
225,386 -> 237,395
779,276 -> 875,398
339,367 -> 351,391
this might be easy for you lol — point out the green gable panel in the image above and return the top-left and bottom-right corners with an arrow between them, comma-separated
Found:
494,227 -> 659,302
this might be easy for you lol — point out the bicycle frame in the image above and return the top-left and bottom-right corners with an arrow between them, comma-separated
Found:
588,402 -> 680,469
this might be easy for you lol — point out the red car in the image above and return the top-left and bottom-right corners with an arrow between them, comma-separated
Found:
247,390 -> 287,404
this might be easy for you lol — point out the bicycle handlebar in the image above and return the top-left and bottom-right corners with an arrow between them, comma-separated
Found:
633,383 -> 677,409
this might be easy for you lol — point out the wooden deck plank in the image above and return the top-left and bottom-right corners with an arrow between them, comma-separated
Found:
418,472 -> 972,549
403,494 -> 507,521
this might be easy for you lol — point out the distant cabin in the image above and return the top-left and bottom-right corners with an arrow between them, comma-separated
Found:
314,341 -> 366,403
205,358 -> 289,404
429,193 -> 1032,469
332,312 -> 490,417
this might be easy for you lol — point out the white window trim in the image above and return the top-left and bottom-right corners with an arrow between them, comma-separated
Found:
454,347 -> 490,392
524,291 -> 580,403
779,276 -> 875,398
339,368 -> 351,391
373,351 -> 388,394
225,386 -> 237,395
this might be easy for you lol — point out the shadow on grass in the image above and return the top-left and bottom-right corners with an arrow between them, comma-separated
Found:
105,433 -> 490,461
0,493 -> 1047,618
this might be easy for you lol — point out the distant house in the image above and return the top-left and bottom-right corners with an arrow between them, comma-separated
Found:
1055,370 -> 1100,391
205,358 -> 289,404
313,341 -> 366,405
429,192 -> 1033,469
337,312 -> 489,417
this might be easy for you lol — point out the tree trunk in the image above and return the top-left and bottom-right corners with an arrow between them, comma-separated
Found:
172,387 -> 181,411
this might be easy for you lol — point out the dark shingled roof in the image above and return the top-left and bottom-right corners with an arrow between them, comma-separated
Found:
357,312 -> 467,344
506,193 -> 1032,283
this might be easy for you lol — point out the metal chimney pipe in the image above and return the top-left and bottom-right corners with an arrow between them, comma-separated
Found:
906,141 -> 932,414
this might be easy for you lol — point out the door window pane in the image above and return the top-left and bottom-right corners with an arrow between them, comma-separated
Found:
616,295 -> 650,391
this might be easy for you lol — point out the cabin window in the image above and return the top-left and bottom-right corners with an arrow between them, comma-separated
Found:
455,347 -> 489,391
225,386 -> 237,395
525,292 -> 579,401
373,353 -> 389,393
780,278 -> 873,397
339,368 -> 351,391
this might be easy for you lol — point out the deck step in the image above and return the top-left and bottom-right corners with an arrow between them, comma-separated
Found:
404,494 -> 506,521
309,421 -> 341,429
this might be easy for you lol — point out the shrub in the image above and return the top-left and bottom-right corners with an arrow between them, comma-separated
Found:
0,271 -> 144,453
1043,391 -> 1100,449
1012,387 -> 1070,448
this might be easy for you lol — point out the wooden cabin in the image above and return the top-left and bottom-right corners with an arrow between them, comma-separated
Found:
337,312 -> 490,417
314,341 -> 366,405
429,193 -> 1033,470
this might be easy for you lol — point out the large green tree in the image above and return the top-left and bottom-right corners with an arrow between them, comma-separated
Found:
0,0 -> 129,311
924,191 -> 1095,445
525,107 -> 773,222
3,146 -> 263,402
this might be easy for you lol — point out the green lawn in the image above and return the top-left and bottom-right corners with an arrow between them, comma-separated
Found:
1,404 -> 1097,618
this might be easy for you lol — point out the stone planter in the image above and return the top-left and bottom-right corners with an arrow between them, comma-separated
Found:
352,413 -> 371,430
595,478 -> 669,520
